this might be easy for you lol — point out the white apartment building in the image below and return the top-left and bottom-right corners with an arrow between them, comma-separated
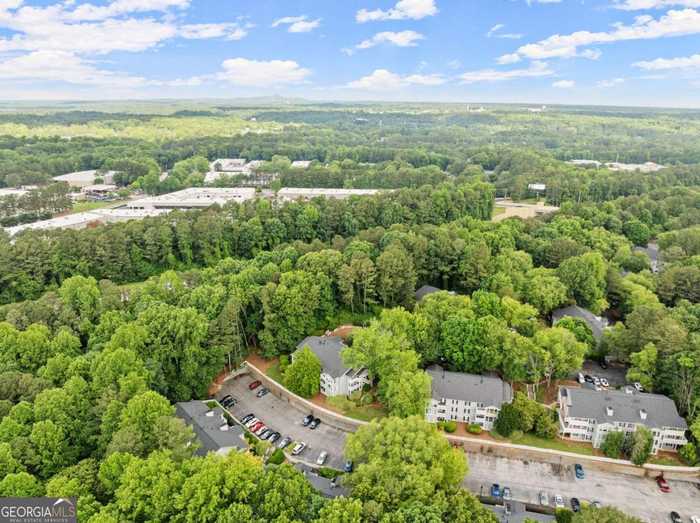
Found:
425,365 -> 513,431
293,336 -> 369,397
558,387 -> 688,454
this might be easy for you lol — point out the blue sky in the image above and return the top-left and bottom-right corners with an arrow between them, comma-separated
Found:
0,0 -> 699,106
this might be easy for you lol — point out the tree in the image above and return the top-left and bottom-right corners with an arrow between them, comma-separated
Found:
283,346 -> 321,398
316,497 -> 363,523
626,343 -> 657,392
0,471 -> 44,497
383,370 -> 431,417
630,426 -> 653,466
571,505 -> 642,522
376,244 -> 417,308
555,317 -> 596,352
600,431 -> 625,459
494,403 -> 521,437
345,416 -> 467,511
534,327 -> 588,385
248,463 -> 319,522
30,420 -> 72,478
557,252 -> 608,313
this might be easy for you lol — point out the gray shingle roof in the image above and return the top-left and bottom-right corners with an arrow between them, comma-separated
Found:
560,387 -> 687,430
427,365 -> 513,408
552,305 -> 607,340
294,463 -> 349,498
175,401 -> 248,456
415,285 -> 442,302
296,336 -> 352,378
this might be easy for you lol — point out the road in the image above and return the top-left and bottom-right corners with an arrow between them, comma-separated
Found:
218,374 -> 348,469
464,452 -> 700,522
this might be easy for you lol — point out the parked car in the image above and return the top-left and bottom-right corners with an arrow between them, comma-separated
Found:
571,498 -> 581,512
302,414 -> 314,427
599,361 -> 609,370
316,451 -> 328,466
591,501 -> 602,509
259,429 -> 272,440
309,417 -> 321,429
538,491 -> 548,506
633,382 -> 644,392
291,442 -> 307,456
268,432 -> 281,444
689,516 -> 699,523
278,436 -> 292,449
577,372 -> 585,384
250,421 -> 264,433
554,495 -> 564,508
593,376 -> 601,387
574,463 -> 584,479
220,394 -> 232,404
222,398 -> 236,408
584,375 -> 594,383
669,511 -> 682,523
256,387 -> 269,398
249,380 -> 262,390
502,487 -> 512,501
245,418 -> 260,428
344,460 -> 354,473
240,413 -> 255,424
600,378 -> 609,388
254,425 -> 268,436
490,484 -> 501,498
656,475 -> 671,493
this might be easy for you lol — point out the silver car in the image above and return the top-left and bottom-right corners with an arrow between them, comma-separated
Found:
316,450 -> 328,466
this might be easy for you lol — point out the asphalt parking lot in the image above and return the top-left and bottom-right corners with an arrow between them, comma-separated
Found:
581,360 -> 628,388
463,452 -> 700,523
218,374 -> 348,469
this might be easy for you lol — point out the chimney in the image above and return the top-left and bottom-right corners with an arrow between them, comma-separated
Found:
219,423 -> 229,431
205,410 -> 214,417
606,405 -> 614,417
640,409 -> 647,420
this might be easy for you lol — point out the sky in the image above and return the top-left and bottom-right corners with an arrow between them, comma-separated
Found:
0,0 -> 699,107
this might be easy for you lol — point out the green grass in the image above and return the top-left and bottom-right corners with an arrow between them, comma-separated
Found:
493,432 -> 597,456
648,456 -> 684,466
492,206 -> 506,217
326,395 -> 387,422
266,361 -> 284,384
324,306 -> 383,331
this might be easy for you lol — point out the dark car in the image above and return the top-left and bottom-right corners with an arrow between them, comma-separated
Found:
574,464 -> 584,479
222,397 -> 236,408
220,394 -> 232,403
309,417 -> 321,429
278,436 -> 292,449
302,414 -> 314,427
344,460 -> 354,473
570,498 -> 581,512
490,484 -> 501,498
583,374 -> 594,383
268,432 -> 281,444
249,380 -> 262,390
599,361 -> 609,369
259,429 -> 273,440
240,413 -> 255,424
256,387 -> 269,398
670,511 -> 682,523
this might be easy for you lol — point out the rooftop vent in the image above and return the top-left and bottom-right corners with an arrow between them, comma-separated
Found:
640,409 -> 648,420
205,410 -> 214,417
219,423 -> 229,432
606,405 -> 614,417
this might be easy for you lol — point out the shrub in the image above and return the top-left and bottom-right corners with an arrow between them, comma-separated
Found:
555,508 -> 574,523
630,426 -> 653,466
467,424 -> 482,435
443,421 -> 457,433
267,448 -> 285,465
436,421 -> 445,431
679,443 -> 698,466
534,412 -> 558,440
494,403 -> 520,437
601,431 -> 625,459
279,355 -> 290,372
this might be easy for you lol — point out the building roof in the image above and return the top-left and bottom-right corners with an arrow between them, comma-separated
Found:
426,365 -> 513,408
415,285 -> 442,301
552,305 -> 607,341
126,188 -> 256,209
296,336 -> 353,379
211,158 -> 248,172
53,170 -> 117,186
175,401 -> 248,456
488,501 -> 556,523
291,160 -> 312,169
0,188 -> 29,198
294,463 -> 349,498
560,387 -> 687,430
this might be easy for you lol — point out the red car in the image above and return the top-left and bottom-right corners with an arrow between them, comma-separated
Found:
248,380 -> 262,390
656,475 -> 671,493
250,421 -> 264,433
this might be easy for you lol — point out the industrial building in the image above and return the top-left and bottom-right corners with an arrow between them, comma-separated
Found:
125,188 -> 257,210
277,188 -> 381,202
53,170 -> 118,188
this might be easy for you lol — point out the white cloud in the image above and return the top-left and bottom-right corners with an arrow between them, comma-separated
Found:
634,52 -> 700,69
509,8 -> 700,61
356,0 -> 437,23
180,23 -> 247,40
355,30 -> 424,50
0,0 -> 23,10
597,77 -> 625,87
497,53 -> 522,64
217,58 -> 311,87
67,0 -> 189,21
459,61 -> 554,83
552,79 -> 575,88
487,23 -> 522,39
271,15 -> 321,33
347,69 -> 445,90
612,1 -> 700,10
526,0 -> 563,4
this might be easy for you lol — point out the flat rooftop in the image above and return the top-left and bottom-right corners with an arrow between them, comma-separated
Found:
126,188 -> 257,209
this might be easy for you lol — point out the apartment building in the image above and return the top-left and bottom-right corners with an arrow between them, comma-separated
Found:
558,387 -> 688,454
293,336 -> 370,397
425,365 -> 513,431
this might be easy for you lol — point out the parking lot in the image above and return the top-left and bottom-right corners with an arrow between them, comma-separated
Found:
218,374 -> 349,469
463,453 -> 700,523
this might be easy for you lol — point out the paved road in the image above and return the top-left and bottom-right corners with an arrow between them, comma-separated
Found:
464,452 -> 700,522
218,374 -> 348,469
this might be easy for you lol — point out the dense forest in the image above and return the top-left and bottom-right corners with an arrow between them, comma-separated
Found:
0,103 -> 699,522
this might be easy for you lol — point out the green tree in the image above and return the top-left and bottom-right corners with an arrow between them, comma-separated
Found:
284,346 -> 321,398
377,244 -> 417,308
571,505 -> 642,522
600,431 -> 625,459
630,426 -> 653,466
0,471 -> 44,497
557,252 -> 608,313
626,343 -> 657,392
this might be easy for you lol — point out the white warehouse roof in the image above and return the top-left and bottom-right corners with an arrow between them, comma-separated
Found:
126,188 -> 256,210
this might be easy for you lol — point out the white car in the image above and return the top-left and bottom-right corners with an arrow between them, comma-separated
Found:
245,418 -> 259,428
690,517 -> 700,523
554,495 -> 565,508
577,373 -> 585,384
633,382 -> 644,392
316,450 -> 328,465
291,442 -> 307,456
593,377 -> 601,387
600,378 -> 609,388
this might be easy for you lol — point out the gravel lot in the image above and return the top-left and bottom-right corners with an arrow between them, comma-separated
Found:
463,452 -> 700,522
218,374 -> 349,469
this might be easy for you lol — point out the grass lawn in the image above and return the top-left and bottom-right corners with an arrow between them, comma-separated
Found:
71,199 -> 128,213
648,455 -> 684,466
493,432 -> 598,456
326,395 -> 387,422
265,361 -> 284,383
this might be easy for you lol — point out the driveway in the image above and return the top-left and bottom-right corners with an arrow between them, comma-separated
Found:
218,374 -> 349,470
463,452 -> 700,523
581,360 -> 628,388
